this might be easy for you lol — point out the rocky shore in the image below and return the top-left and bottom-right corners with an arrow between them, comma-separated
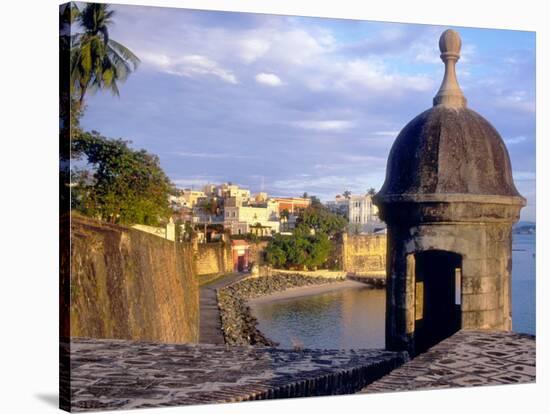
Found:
217,273 -> 344,346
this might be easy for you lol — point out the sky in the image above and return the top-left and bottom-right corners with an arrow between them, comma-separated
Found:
78,3 -> 536,221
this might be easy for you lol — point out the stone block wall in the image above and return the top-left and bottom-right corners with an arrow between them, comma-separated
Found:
248,241 -> 269,266
384,221 -> 515,354
340,233 -> 387,275
195,242 -> 232,276
64,216 -> 199,343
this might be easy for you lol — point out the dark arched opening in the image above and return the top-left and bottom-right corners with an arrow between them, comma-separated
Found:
413,250 -> 462,353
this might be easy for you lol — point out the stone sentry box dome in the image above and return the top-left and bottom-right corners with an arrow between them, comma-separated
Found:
374,29 -> 525,355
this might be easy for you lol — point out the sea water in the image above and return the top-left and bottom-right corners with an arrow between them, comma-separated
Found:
252,233 -> 536,349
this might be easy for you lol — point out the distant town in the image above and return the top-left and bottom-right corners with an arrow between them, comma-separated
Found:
168,182 -> 386,242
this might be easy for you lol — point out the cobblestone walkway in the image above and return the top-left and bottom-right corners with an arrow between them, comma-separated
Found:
360,330 -> 535,393
62,338 -> 406,411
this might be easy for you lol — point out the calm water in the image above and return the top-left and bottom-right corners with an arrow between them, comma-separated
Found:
511,234 -> 536,335
252,234 -> 536,349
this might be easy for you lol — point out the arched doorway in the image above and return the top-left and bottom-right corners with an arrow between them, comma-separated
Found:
413,250 -> 462,353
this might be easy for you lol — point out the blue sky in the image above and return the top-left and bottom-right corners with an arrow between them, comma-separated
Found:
78,3 -> 536,221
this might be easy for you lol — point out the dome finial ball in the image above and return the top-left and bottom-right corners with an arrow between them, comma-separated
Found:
439,29 -> 462,58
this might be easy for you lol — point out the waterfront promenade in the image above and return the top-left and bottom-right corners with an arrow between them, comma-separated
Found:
199,272 -> 246,344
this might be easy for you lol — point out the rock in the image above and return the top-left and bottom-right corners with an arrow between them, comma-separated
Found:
217,273 -> 343,346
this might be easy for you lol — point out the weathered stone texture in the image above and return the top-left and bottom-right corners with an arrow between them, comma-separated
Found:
332,234 -> 387,276
378,106 -> 522,198
248,240 -> 269,265
343,233 -> 386,273
360,330 -> 535,393
66,216 -> 199,344
384,221 -> 518,353
62,337 -> 407,412
195,242 -> 232,277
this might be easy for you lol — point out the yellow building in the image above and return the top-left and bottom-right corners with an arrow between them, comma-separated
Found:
178,189 -> 205,208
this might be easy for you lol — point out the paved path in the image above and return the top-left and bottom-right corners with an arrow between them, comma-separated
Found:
62,338 -> 405,411
360,330 -> 535,393
199,272 -> 247,344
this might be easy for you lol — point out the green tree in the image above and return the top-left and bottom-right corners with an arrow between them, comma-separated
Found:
265,233 -> 332,270
343,190 -> 351,198
265,237 -> 287,268
70,3 -> 140,106
303,234 -> 331,268
71,131 -> 172,225
296,205 -> 347,237
309,195 -> 323,208
367,187 -> 377,196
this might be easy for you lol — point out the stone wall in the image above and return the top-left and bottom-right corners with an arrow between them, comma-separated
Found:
195,242 -> 232,276
65,216 -> 199,343
339,233 -> 387,275
384,221 -> 516,354
248,241 -> 269,266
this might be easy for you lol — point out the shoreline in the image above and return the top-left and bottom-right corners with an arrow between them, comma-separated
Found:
248,279 -> 367,305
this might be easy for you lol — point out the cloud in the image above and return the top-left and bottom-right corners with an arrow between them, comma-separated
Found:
339,59 -> 434,92
339,154 -> 387,164
495,91 -> 535,113
505,136 -> 527,145
374,131 -> 400,137
292,120 -> 355,132
239,38 -> 271,63
83,5 -> 535,219
304,58 -> 435,95
176,151 -> 255,159
255,72 -> 283,86
271,171 -> 387,201
172,176 -> 222,188
140,52 -> 238,84
513,171 -> 536,181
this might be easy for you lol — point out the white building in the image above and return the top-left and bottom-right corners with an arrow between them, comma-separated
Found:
224,199 -> 280,236
217,183 -> 250,202
326,193 -> 382,233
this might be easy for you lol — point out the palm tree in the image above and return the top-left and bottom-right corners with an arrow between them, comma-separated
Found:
70,3 -> 140,106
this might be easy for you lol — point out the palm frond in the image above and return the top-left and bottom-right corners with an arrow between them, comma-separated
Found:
70,3 -> 139,104
80,40 -> 92,73
108,39 -> 140,69
106,53 -> 129,81
106,44 -> 132,76
109,79 -> 120,97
